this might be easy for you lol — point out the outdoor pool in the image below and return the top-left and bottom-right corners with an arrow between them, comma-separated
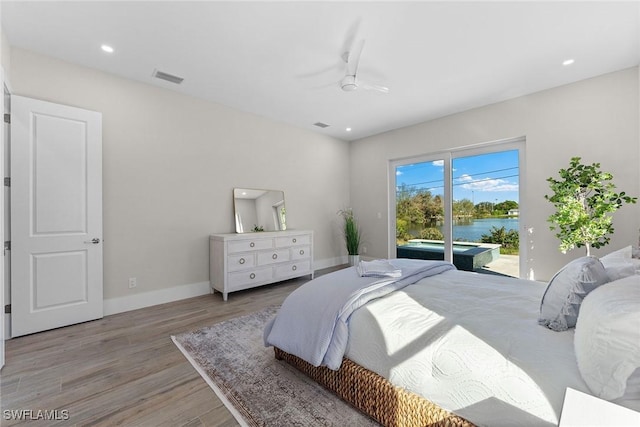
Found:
397,239 -> 501,271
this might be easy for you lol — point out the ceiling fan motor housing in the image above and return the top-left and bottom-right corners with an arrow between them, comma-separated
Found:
341,75 -> 358,91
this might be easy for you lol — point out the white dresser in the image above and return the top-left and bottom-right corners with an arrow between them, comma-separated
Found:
209,230 -> 314,300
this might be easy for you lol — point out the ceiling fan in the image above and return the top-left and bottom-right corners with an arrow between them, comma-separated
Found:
339,39 -> 389,93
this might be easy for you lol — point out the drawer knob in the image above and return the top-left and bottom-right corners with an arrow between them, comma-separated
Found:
272,253 -> 278,260
299,249 -> 304,255
250,273 -> 256,279
292,238 -> 297,243
239,258 -> 245,265
292,265 -> 297,271
250,242 -> 255,248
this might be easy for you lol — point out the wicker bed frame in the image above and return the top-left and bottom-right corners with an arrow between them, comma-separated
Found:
274,347 -> 476,427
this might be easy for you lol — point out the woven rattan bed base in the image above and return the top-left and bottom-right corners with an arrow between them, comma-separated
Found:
274,347 -> 475,427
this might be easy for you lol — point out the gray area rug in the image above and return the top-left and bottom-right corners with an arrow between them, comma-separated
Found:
172,306 -> 378,427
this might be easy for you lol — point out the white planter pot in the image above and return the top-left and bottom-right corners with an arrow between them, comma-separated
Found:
348,255 -> 360,266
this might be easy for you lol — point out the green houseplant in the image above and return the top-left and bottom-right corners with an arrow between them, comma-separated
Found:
338,208 -> 361,265
545,157 -> 637,256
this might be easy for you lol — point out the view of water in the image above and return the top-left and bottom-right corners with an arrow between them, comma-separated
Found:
443,217 -> 519,242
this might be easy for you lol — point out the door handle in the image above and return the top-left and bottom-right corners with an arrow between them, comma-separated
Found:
84,238 -> 101,244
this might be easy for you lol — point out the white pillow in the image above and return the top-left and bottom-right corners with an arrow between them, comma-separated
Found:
604,260 -> 637,281
602,245 -> 633,260
539,256 -> 610,331
601,245 -> 639,281
574,275 -> 640,400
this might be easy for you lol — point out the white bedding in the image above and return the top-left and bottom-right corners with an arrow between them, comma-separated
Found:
345,269 -> 638,426
264,259 -> 454,369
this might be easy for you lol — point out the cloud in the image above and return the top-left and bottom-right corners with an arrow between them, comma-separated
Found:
396,170 -> 403,176
456,175 -> 519,192
430,160 -> 455,171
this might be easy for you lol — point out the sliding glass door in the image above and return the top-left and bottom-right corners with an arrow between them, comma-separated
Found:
390,139 -> 524,277
452,150 -> 520,277
395,157 -> 451,264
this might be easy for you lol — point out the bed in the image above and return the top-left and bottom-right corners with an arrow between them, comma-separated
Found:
264,257 -> 640,426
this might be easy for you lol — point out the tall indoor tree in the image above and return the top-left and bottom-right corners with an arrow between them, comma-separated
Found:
545,157 -> 637,256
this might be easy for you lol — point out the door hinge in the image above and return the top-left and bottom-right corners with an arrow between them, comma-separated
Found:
3,177 -> 9,187
4,304 -> 10,314
4,241 -> 10,251
3,113 -> 9,124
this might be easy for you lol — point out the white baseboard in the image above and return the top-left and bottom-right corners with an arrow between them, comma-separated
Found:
104,281 -> 211,316
103,257 -> 346,317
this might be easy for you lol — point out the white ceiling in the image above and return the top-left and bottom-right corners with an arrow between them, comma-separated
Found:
2,1 -> 639,141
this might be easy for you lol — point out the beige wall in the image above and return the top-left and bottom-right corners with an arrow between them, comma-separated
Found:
350,67 -> 640,281
1,31 -> 10,80
9,47 -> 351,300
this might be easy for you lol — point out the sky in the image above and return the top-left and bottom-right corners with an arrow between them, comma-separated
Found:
396,149 -> 519,204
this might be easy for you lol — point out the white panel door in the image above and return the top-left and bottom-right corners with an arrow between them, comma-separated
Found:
11,95 -> 102,337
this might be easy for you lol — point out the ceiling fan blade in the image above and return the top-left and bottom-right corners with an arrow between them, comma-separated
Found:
309,81 -> 342,90
347,39 -> 365,77
341,18 -> 362,58
295,59 -> 344,79
359,80 -> 390,93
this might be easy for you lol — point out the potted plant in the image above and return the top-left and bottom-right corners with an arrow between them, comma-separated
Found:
338,208 -> 361,266
545,157 -> 637,256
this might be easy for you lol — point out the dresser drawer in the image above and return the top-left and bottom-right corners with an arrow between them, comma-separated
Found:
228,267 -> 273,290
228,238 -> 273,254
275,234 -> 311,248
227,253 -> 255,272
257,249 -> 290,266
291,245 -> 311,260
275,260 -> 312,279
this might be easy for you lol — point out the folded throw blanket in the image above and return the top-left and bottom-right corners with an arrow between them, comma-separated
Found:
356,259 -> 402,278
264,259 -> 456,369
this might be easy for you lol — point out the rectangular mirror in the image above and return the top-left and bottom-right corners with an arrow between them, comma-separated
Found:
234,188 -> 286,233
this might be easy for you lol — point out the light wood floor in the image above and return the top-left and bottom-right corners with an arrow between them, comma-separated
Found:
1,266 -> 344,426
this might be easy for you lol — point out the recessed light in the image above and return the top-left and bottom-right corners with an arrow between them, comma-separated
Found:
101,44 -> 114,53
562,59 -> 575,66
346,127 -> 352,132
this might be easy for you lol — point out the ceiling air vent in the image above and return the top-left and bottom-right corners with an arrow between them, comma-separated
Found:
153,69 -> 184,85
313,122 -> 330,128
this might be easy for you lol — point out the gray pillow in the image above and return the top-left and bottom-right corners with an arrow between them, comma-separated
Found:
539,256 -> 609,331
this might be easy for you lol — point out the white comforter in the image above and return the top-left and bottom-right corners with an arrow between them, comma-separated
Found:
346,270 -> 585,426
264,259 -> 455,369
